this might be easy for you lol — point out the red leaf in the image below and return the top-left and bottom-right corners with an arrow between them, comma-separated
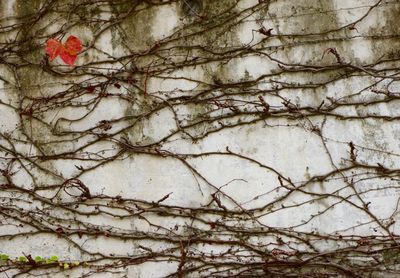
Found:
45,39 -> 63,61
259,27 -> 273,36
59,49 -> 77,65
45,35 -> 82,65
64,36 -> 82,54
87,86 -> 95,93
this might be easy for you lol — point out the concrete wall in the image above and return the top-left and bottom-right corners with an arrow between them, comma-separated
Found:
1,0 -> 400,277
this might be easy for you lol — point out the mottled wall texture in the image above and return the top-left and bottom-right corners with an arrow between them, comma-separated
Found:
1,0 -> 400,277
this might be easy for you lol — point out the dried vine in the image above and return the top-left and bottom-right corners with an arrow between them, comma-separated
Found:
1,0 -> 400,277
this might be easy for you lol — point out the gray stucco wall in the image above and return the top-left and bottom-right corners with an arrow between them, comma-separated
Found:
1,0 -> 400,277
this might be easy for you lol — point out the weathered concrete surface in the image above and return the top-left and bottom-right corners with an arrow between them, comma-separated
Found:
1,0 -> 400,277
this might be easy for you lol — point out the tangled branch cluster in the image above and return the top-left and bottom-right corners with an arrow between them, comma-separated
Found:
1,0 -> 400,277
